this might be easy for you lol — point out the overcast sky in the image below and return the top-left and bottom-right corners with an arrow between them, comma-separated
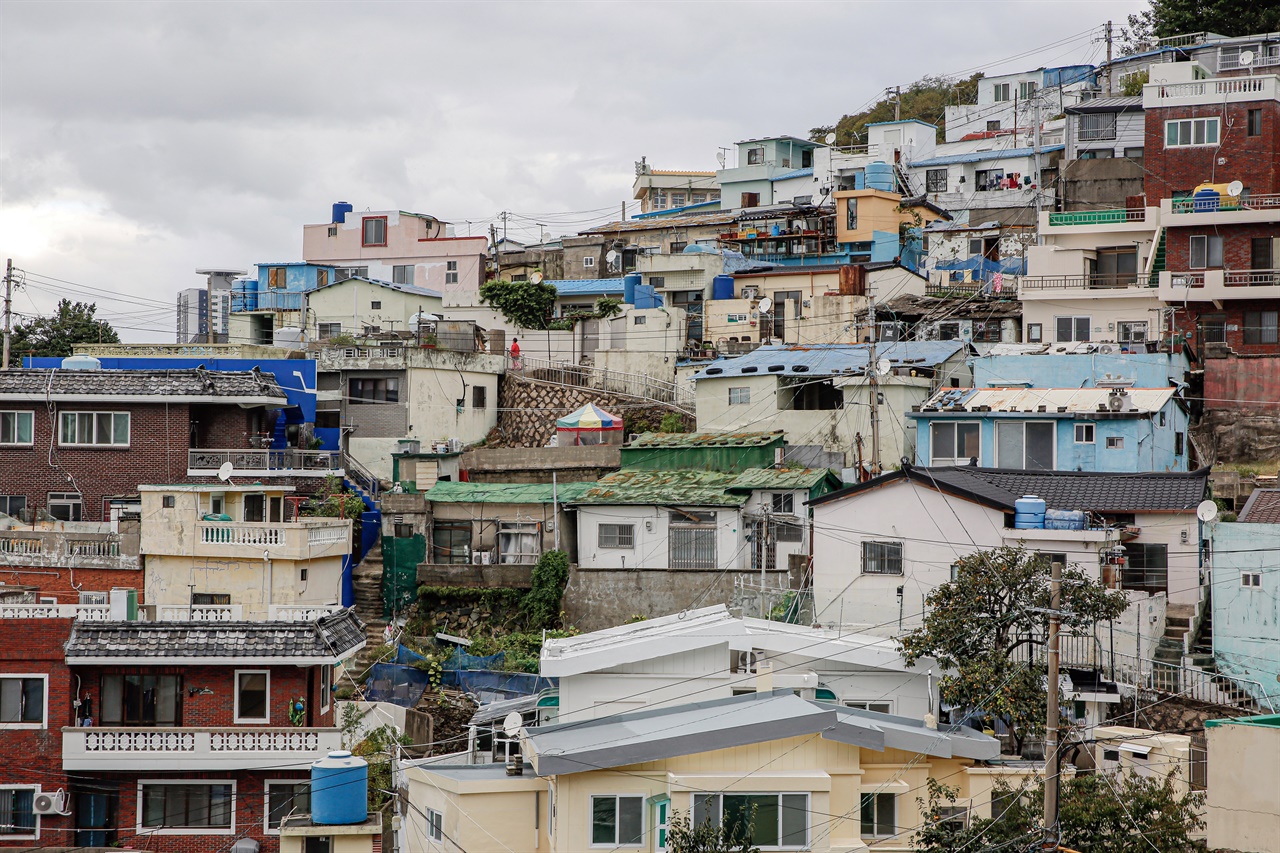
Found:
0,0 -> 1146,342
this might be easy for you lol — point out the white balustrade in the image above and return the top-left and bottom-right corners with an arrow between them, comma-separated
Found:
210,729 -> 321,752
66,726 -> 342,770
200,524 -> 284,547
156,604 -> 243,622
0,603 -> 111,620
307,526 -> 349,547
268,604 -> 341,621
85,729 -> 197,752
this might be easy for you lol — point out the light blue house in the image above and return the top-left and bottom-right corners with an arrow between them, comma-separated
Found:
909,385 -> 1190,472
232,261 -> 339,313
970,351 -> 1192,390
1210,514 -> 1280,709
549,277 -> 662,316
715,136 -> 819,211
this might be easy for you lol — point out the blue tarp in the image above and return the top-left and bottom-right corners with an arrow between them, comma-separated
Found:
936,255 -> 1026,280
364,663 -> 432,708
442,669 -> 557,702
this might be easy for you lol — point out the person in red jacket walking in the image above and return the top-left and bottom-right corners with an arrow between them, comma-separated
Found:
509,337 -> 521,369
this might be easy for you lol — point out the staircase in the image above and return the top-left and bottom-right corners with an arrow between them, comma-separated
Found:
352,546 -> 385,624
1146,227 -> 1166,286
894,163 -> 915,196
516,356 -> 695,413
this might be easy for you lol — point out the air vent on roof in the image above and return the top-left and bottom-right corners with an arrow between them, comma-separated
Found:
791,365 -> 810,372
768,365 -> 785,372
705,367 -> 724,375
741,366 -> 758,373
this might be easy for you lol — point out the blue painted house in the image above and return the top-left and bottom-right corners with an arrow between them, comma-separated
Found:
1210,509 -> 1280,709
549,277 -> 662,316
909,385 -> 1190,472
232,261 -> 339,313
970,351 -> 1192,390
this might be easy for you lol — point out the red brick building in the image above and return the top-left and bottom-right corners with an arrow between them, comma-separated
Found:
0,367 -> 288,524
0,609 -> 365,850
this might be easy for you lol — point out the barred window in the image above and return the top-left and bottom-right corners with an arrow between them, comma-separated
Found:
598,524 -> 634,548
862,541 -> 903,575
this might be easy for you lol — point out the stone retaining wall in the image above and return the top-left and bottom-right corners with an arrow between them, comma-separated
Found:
492,375 -> 692,448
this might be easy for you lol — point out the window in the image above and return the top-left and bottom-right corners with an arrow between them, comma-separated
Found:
992,82 -> 1011,102
47,492 -> 83,522
0,496 -> 26,520
926,169 -> 948,193
1118,321 -> 1148,345
432,521 -> 472,564
775,521 -> 803,542
59,411 -> 129,446
1175,431 -> 1185,456
1242,571 -> 1263,588
79,591 -> 108,605
1122,543 -> 1168,593
472,385 -> 487,409
162,495 -> 176,508
349,377 -> 399,403
937,806 -> 970,832
446,260 -> 459,285
598,524 -> 634,548
746,147 -> 765,165
320,666 -> 331,712
844,700 -> 893,713
243,493 -> 265,522
691,192 -> 707,204
741,192 -> 761,208
649,275 -> 666,288
266,781 -> 310,832
671,192 -> 687,208
362,216 -> 387,247
975,168 -> 1005,192
1199,314 -> 1227,345
101,674 -> 182,726
930,422 -> 980,466
862,541 -> 903,575
1248,108 -> 1262,137
316,268 -> 329,288
0,677 -> 45,727
650,190 -> 667,210
1244,311 -> 1280,345
770,493 -> 794,514
986,120 -> 1001,132
267,267 -> 287,289
846,198 -> 858,230
1189,235 -> 1224,269
392,265 -> 414,285
335,266 -> 368,280
0,787 -> 36,837
0,412 -> 32,445
996,421 -> 1055,470
140,782 -> 234,831
498,522 -> 539,565
1124,146 -> 1145,158
427,808 -> 444,841
669,241 -> 687,254
634,315 -> 647,325
1019,80 -> 1038,99
1074,423 -> 1096,444
370,300 -> 382,311
1079,112 -> 1117,141
1027,323 -> 1042,343
1165,118 -> 1220,147
1253,237 -> 1275,270
861,792 -> 896,838
1106,436 -> 1125,449
235,671 -> 269,723
1055,316 -> 1091,343
728,387 -> 751,405
692,793 -> 808,849
192,593 -> 231,606
306,838 -> 332,853
592,795 -> 643,847
669,510 -> 717,569
583,256 -> 596,269
318,322 -> 342,339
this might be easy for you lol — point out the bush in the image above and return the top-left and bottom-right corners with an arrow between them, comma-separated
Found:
520,550 -> 570,630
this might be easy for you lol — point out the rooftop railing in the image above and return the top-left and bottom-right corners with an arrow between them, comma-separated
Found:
1170,192 -> 1280,214
188,448 -> 342,473
1047,208 -> 1146,226
1021,275 -> 1148,291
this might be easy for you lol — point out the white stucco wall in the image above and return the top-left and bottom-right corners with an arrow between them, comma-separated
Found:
574,505 -> 745,571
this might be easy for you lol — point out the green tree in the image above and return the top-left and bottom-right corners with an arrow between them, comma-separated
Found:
810,74 -> 984,147
666,809 -> 761,853
1120,69 -> 1150,96
519,549 -> 570,631
899,547 -> 1128,753
479,277 -> 558,331
8,299 -> 119,366
1122,0 -> 1280,51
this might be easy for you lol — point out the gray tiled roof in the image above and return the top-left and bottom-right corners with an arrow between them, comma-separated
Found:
0,368 -> 288,400
65,609 -> 365,662
1239,489 -> 1280,524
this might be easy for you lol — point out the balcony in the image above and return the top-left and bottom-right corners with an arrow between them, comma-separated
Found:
1020,275 -> 1156,301
1163,193 -> 1280,226
1158,269 -> 1280,302
191,520 -> 352,561
63,726 -> 343,771
925,279 -> 1019,299
188,448 -> 343,478
1048,208 -> 1146,227
0,530 -> 140,571
1041,207 -> 1158,233
0,602 -> 111,620
1143,74 -> 1279,109
151,604 -> 343,622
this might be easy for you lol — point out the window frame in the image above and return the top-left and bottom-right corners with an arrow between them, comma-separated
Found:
233,670 -> 270,725
46,492 -> 83,522
668,511 -> 718,569
1078,112 -> 1118,141
137,780 -> 236,835
497,521 -> 540,565
472,385 -> 487,409
860,791 -> 897,839
728,386 -> 751,406
590,794 -> 644,848
1074,422 -> 1096,444
361,216 -> 388,247
0,411 -> 33,446
1189,234 -> 1224,270
770,493 -> 795,515
1106,436 -> 1125,450
583,256 -> 596,269
843,700 -> 894,714
929,420 -> 981,466
690,792 -> 809,850
264,780 -> 311,835
861,540 -> 904,576
1164,117 -> 1220,148
391,264 -> 414,285
0,675 -> 48,730
1027,323 -> 1042,343
1117,321 -> 1148,345
1054,315 -> 1091,343
925,169 -> 948,193
318,322 -> 342,340
992,82 -> 1010,102
100,673 -> 183,727
598,523 -> 635,549
0,495 -> 27,521
1241,571 -> 1263,588
1243,310 -> 1280,346
320,665 -> 331,714
995,420 -> 1056,470
1247,108 -> 1262,137
427,807 -> 444,841
58,411 -> 130,447
0,785 -> 39,840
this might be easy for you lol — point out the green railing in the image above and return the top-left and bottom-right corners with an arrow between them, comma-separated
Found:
1047,208 -> 1146,226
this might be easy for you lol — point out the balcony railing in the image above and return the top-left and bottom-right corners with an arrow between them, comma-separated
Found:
268,604 -> 343,621
1047,208 -> 1146,226
157,604 -> 244,621
1225,269 -> 1280,288
63,726 -> 343,771
191,520 -> 352,560
0,602 -> 111,620
1021,275 -> 1147,291
0,531 -> 139,570
1170,193 -> 1280,215
925,280 -> 1019,298
188,448 -> 342,473
201,524 -> 283,547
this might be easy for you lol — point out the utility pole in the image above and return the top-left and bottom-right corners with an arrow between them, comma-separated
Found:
867,299 -> 881,476
2,259 -> 12,371
894,86 -> 902,122
206,273 -> 214,345
1042,559 -> 1064,852
621,201 -> 626,223
1105,20 -> 1115,95
1032,93 -> 1044,221
490,224 -> 502,279
500,211 -> 508,242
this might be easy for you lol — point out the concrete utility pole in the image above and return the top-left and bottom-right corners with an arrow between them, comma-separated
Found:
1105,20 -> 1115,95
894,86 -> 902,122
1042,559 -> 1064,851
2,259 -> 12,370
867,299 -> 881,476
490,224 -> 502,279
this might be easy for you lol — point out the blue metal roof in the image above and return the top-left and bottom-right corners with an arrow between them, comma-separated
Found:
908,145 -> 1065,168
691,341 -> 967,380
315,276 -> 442,299
771,167 -> 814,182
633,201 -> 723,220
255,261 -> 336,268
551,279 -> 626,296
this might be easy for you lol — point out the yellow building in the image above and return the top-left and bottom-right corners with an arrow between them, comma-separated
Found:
405,690 -> 1028,853
139,484 -> 352,621
834,190 -> 945,245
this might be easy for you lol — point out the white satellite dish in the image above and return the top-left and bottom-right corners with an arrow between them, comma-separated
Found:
716,151 -> 726,168
757,297 -> 773,314
1227,180 -> 1244,198
217,462 -> 234,482
824,132 -> 837,145
502,711 -> 524,739
1196,500 -> 1220,524
1239,50 -> 1255,67
605,250 -> 618,264
876,358 -> 892,377
530,271 -> 545,284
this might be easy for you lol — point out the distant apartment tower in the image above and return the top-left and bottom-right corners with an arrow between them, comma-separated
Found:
177,268 -> 242,343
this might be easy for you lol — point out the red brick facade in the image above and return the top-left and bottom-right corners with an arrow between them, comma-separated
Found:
1164,223 -> 1280,271
1144,101 -> 1280,200
1,566 -> 147,605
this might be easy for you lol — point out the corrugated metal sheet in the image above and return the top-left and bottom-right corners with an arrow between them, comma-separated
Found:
727,467 -> 835,491
692,341 -> 966,381
918,386 -> 1176,414
628,431 -> 784,449
908,144 -> 1065,168
424,481 -> 593,505
572,470 -> 746,506
550,279 -> 627,296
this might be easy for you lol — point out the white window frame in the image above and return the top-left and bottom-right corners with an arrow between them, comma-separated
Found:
320,665 -> 331,713
47,492 -> 83,522
992,82 -> 1011,102
728,386 -> 751,405
392,264 -> 414,285
137,780 -> 236,835
1106,436 -> 1125,450
233,670 -> 270,724
1165,117 -> 1220,148
1241,571 -> 1262,588
0,411 -> 33,446
1074,423 -> 1096,444
597,523 -> 635,549
427,807 -> 444,841
1118,321 -> 1148,344
58,411 -> 130,447
498,521 -> 540,565
0,785 -> 40,840
583,256 -> 596,269
770,493 -> 795,515
0,675 -> 48,730
690,792 -> 810,850
263,779 -> 311,835
929,421 -> 981,466
843,700 -> 894,714
590,794 -> 644,848
860,791 -> 897,839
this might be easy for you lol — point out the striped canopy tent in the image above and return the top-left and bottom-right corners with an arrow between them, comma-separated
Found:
556,403 -> 624,446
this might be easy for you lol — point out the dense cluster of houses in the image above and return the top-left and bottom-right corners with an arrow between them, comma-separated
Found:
3,25 -> 1280,853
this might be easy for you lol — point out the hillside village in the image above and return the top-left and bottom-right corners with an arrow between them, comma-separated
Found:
3,20 -> 1280,853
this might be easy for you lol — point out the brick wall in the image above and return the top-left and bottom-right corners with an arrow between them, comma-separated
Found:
1165,223 -> 1280,271
1144,101 -> 1280,200
1173,298 -> 1280,356
0,565 -> 145,604
191,403 -> 267,448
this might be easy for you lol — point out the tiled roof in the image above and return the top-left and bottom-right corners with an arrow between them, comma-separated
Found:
572,470 -> 746,507
691,341 -> 967,381
628,431 -> 785,449
881,294 -> 1023,321
1240,489 -> 1280,523
811,464 -> 1209,514
727,467 -> 837,491
423,481 -> 593,505
64,609 -> 366,663
0,368 -> 288,401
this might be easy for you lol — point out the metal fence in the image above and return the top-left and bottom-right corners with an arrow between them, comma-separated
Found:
518,356 -> 694,411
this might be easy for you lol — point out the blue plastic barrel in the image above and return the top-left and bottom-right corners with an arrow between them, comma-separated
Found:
1192,188 -> 1220,213
623,273 -> 641,304
310,750 -> 368,825
712,275 -> 735,300
1044,509 -> 1087,530
865,162 -> 896,192
332,201 -> 354,224
1013,495 -> 1046,529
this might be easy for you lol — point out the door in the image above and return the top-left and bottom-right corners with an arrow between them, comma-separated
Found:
244,494 -> 266,522
75,789 -> 116,846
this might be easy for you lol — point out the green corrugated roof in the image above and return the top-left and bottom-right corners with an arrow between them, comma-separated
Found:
1205,713 -> 1280,729
424,481 -> 594,505
727,468 -> 838,491
571,470 -> 747,506
627,431 -> 785,449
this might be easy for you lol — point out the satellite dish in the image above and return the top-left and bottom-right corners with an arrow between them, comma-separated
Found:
530,271 -> 544,284
824,132 -> 837,145
217,462 -> 234,482
605,250 -> 618,264
1196,500 -> 1220,524
502,711 -> 524,739
1227,180 -> 1244,198
716,151 -> 726,167
876,358 -> 892,377
757,297 -> 773,314
1239,50 -> 1255,67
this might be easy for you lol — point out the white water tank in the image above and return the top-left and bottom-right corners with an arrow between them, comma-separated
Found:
61,355 -> 102,370
273,327 -> 306,348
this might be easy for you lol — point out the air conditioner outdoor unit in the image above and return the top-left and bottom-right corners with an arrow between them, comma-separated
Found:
734,649 -> 764,674
34,790 -> 70,816
472,551 -> 485,565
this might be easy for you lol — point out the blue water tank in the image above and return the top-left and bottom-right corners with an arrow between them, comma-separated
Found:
332,201 -> 354,224
1044,509 -> 1087,531
712,275 -> 735,300
1013,495 -> 1046,529
854,172 -> 866,190
1192,188 -> 1220,213
865,161 -> 896,192
623,273 -> 641,305
310,750 -> 368,825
